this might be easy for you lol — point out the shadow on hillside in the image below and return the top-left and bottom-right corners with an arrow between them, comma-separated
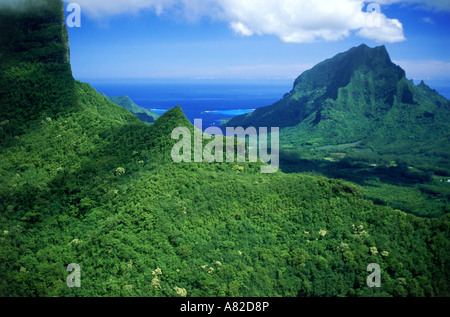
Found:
279,150 -> 432,187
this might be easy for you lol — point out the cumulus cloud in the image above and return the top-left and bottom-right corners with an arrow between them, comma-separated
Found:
65,0 -> 415,43
230,22 -> 254,37
357,13 -> 406,43
220,0 -> 369,43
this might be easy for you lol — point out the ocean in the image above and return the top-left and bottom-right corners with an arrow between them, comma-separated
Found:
89,81 -> 293,129
89,80 -> 450,130
433,86 -> 450,100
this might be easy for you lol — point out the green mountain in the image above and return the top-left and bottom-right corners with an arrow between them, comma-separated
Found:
224,44 -> 450,161
106,95 -> 160,124
0,1 -> 449,298
225,44 -> 450,218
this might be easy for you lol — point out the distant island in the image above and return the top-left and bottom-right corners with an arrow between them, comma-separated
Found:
106,95 -> 160,124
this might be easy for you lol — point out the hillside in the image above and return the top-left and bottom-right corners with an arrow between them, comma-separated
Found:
107,95 -> 160,124
0,0 -> 75,136
224,44 -> 450,161
225,44 -> 450,218
0,0 -> 448,298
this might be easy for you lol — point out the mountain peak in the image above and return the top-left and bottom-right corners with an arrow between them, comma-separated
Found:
346,43 -> 388,55
354,44 -> 391,64
225,44 -> 449,162
354,43 -> 386,52
164,105 -> 186,118
150,106 -> 192,135
292,44 -> 403,91
225,44 -> 406,130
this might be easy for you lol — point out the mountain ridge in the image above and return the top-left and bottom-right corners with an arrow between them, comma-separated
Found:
224,44 -> 450,166
106,95 -> 160,124
224,44 -> 408,129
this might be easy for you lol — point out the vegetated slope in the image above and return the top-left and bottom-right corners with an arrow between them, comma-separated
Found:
0,1 -> 449,297
225,44 -> 450,218
226,45 -> 403,129
0,0 -> 76,137
224,44 -> 450,164
107,95 -> 160,124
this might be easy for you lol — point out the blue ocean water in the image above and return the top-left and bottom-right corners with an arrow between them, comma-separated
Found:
90,81 -> 292,128
433,86 -> 450,99
414,80 -> 450,99
89,80 -> 450,129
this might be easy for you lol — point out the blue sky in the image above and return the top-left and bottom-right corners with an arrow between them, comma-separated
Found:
64,0 -> 450,89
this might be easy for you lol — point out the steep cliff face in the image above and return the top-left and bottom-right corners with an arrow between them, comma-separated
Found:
61,3 -> 71,64
0,0 -> 76,134
0,0 -> 71,65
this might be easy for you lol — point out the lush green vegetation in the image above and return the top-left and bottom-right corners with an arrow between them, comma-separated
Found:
2,144 -> 449,296
279,149 -> 449,218
107,95 -> 160,124
226,44 -> 450,219
0,0 -> 448,298
0,0 -> 75,138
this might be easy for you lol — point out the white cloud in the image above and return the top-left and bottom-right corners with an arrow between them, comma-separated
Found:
230,22 -> 254,37
66,0 -> 414,43
218,0 -> 370,43
357,13 -> 406,43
